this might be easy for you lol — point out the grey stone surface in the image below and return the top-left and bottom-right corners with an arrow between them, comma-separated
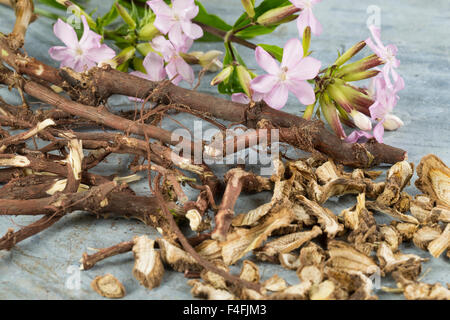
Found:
0,0 -> 449,300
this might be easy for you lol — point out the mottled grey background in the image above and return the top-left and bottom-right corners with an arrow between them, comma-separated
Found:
0,0 -> 448,300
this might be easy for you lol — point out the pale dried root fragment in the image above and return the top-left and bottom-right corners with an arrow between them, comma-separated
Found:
278,252 -> 301,270
309,280 -> 340,300
156,238 -> 201,272
403,282 -> 450,300
413,225 -> 442,251
324,267 -> 377,300
269,280 -> 312,300
427,223 -> 450,258
299,242 -> 326,267
200,259 -> 229,290
297,265 -> 323,285
188,279 -> 235,300
295,195 -> 343,238
262,274 -> 288,292
379,225 -> 402,252
415,154 -> 450,208
185,209 -> 203,232
367,201 -> 419,224
239,260 -> 260,283
326,241 -> 377,275
221,207 -> 294,265
340,193 -> 366,231
376,160 -> 414,206
195,239 -> 222,261
394,192 -> 412,213
253,226 -> 322,262
409,195 -> 437,224
91,274 -> 126,299
316,178 -> 366,204
315,160 -> 340,184
432,205 -> 450,223
132,236 -> 164,290
377,242 -> 427,275
391,221 -> 419,241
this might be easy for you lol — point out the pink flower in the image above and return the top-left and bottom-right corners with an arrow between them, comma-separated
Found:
289,0 -> 322,36
147,0 -> 203,47
129,51 -> 166,101
231,92 -> 264,104
365,25 -> 403,90
250,38 -> 321,110
49,16 -> 115,72
151,35 -> 194,85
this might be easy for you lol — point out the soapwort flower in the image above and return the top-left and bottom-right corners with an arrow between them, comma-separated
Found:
289,0 -> 322,36
250,38 -> 321,110
48,16 -> 115,72
147,0 -> 203,46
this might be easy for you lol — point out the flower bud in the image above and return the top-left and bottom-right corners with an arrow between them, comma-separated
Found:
100,46 -> 135,69
236,65 -> 252,97
350,109 -> 372,131
210,66 -> 233,86
256,5 -> 300,26
302,27 -> 311,56
115,3 -> 136,30
334,41 -> 366,67
138,23 -> 159,41
319,93 -> 346,139
341,69 -> 380,82
335,54 -> 384,78
383,114 -> 404,131
241,0 -> 255,18
136,43 -> 152,57
198,50 -> 223,72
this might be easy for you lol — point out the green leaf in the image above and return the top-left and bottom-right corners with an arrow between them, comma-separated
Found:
235,25 -> 277,39
96,3 -> 119,32
36,0 -> 67,11
193,1 -> 232,42
257,44 -> 283,62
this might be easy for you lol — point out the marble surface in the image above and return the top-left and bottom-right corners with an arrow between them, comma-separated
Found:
0,0 -> 448,299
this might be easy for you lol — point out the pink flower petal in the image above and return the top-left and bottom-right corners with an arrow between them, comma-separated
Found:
231,93 -> 250,104
79,16 -> 99,48
143,51 -> 167,81
172,0 -> 195,14
286,79 -> 316,105
147,0 -> 172,17
296,9 -> 310,37
154,15 -> 175,35
263,83 -> 289,109
174,56 -> 194,84
255,46 -> 280,75
345,130 -> 373,143
373,120 -> 385,143
151,36 -> 175,60
48,46 -> 74,61
306,8 -> 322,36
84,45 -> 116,64
180,20 -> 203,40
288,56 -> 321,80
281,38 -> 303,70
53,19 -> 78,49
165,61 -> 182,85
250,74 -> 279,94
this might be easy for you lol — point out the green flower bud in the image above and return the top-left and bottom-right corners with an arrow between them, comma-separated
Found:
115,3 -> 137,30
334,41 -> 366,67
335,54 -> 383,78
198,50 -> 223,72
341,69 -> 380,82
101,46 -> 136,69
256,5 -> 300,26
138,23 -> 159,41
319,93 -> 346,139
241,0 -> 255,18
302,27 -> 311,56
136,43 -> 153,57
210,66 -> 233,86
236,65 -> 252,97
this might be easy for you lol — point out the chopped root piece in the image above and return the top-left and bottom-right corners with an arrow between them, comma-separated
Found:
427,223 -> 450,258
156,238 -> 201,272
413,225 -> 442,251
91,274 -> 126,299
270,281 -> 312,300
297,265 -> 323,284
376,160 -> 413,206
132,236 -> 164,290
200,259 -> 229,290
239,260 -> 260,283
379,225 -> 402,252
188,279 -> 235,300
415,154 -> 450,208
326,241 -> 377,275
315,160 -> 340,184
309,280 -> 337,300
377,242 -> 427,274
433,205 -> 450,223
367,201 -> 419,224
195,239 -> 222,261
391,221 -> 419,241
262,274 -> 287,292
403,282 -> 450,300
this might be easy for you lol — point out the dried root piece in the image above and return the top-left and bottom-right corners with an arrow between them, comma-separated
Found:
410,195 -> 437,223
413,225 -> 442,251
391,221 -> 419,241
188,279 -> 235,300
340,193 -> 366,231
427,223 -> 450,258
309,280 -> 342,300
295,195 -> 343,238
376,160 -> 413,206
433,205 -> 450,223
200,259 -> 229,290
221,207 -> 294,265
403,282 -> 450,300
367,201 -> 419,224
299,242 -> 326,267
379,225 -> 402,252
377,242 -> 427,275
239,260 -> 260,283
279,252 -> 301,270
415,154 -> 450,208
270,281 -> 312,300
262,274 -> 288,292
326,241 -> 377,275
394,192 -> 412,213
254,226 -> 322,262
324,268 -> 377,300
156,238 -> 201,272
297,265 -> 323,285
315,160 -> 340,184
195,239 -> 222,261
132,236 -> 164,290
316,178 -> 366,204
91,274 -> 126,299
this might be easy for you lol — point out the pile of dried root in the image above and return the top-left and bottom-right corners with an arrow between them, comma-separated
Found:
86,154 -> 449,300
